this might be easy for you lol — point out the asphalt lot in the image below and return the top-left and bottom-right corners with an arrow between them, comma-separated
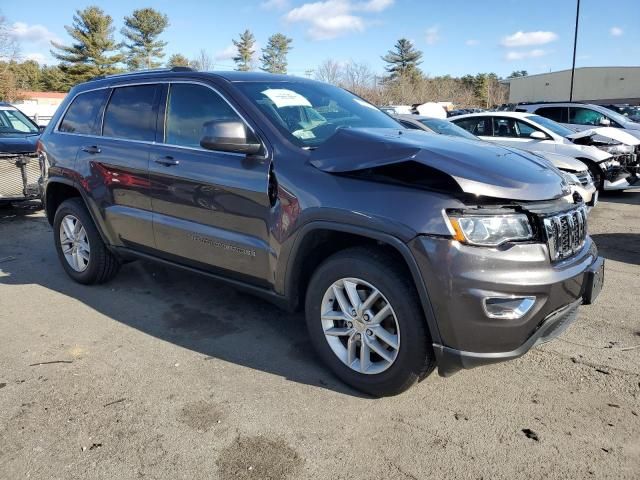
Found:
1,194 -> 639,480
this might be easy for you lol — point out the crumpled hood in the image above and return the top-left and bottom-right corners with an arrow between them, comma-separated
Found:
0,135 -> 39,155
566,127 -> 640,146
310,128 -> 569,201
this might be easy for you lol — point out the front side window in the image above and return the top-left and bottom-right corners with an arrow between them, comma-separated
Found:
103,85 -> 158,141
569,107 -> 608,127
59,89 -> 108,135
164,83 -> 242,148
236,81 -> 400,147
0,108 -> 38,134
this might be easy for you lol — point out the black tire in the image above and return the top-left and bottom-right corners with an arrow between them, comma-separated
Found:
53,198 -> 120,284
305,247 -> 435,397
581,159 -> 604,192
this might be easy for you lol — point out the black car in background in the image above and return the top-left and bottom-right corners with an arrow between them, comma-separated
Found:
0,103 -> 42,205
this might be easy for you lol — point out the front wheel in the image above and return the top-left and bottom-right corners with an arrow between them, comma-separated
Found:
305,247 -> 435,396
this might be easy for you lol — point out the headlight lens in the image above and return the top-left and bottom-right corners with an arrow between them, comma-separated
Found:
447,213 -> 533,246
562,172 -> 581,186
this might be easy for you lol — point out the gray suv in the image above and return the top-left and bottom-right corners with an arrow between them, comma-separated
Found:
38,69 -> 604,396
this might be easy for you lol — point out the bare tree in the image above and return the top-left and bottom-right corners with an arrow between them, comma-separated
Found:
314,59 -> 341,85
341,60 -> 373,94
190,49 -> 213,71
0,13 -> 20,67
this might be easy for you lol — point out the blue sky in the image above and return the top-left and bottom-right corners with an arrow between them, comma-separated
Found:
3,0 -> 639,78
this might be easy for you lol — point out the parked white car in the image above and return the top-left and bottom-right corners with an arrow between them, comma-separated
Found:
515,102 -> 640,140
451,111 -> 640,191
395,114 -> 597,206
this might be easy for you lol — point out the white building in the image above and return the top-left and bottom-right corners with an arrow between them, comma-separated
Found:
12,90 -> 67,126
506,67 -> 640,105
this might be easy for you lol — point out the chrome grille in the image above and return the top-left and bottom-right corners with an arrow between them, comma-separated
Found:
574,170 -> 593,186
0,154 -> 40,199
543,206 -> 588,261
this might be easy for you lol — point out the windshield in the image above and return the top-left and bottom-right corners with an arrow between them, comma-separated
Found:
527,114 -> 575,137
0,108 -> 39,135
419,117 -> 478,140
235,81 -> 401,147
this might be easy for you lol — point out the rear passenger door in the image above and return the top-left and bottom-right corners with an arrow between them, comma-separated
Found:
75,84 -> 161,250
148,82 -> 272,285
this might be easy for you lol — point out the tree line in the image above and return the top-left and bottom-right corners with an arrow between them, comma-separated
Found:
1,6 -> 518,108
0,6 -> 292,99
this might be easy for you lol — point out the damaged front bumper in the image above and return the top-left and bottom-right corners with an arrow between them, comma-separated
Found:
409,231 -> 604,377
0,153 -> 42,202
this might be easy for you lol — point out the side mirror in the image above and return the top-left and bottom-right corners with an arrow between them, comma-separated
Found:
529,131 -> 547,140
200,120 -> 262,155
599,117 -> 611,127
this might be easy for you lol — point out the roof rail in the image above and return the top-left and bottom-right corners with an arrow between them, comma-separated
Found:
516,101 -> 586,105
90,66 -> 195,81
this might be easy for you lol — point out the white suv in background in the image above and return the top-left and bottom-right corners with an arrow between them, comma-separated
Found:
451,111 -> 640,191
515,102 -> 640,140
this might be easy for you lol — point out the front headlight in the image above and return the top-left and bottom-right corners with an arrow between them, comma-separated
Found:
562,172 -> 581,186
447,213 -> 533,246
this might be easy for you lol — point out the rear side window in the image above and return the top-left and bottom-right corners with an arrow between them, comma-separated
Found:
535,106 -> 568,123
59,89 -> 108,135
103,85 -> 158,141
164,83 -> 241,148
453,117 -> 492,136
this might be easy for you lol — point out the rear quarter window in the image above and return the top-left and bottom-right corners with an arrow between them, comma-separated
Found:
58,89 -> 109,135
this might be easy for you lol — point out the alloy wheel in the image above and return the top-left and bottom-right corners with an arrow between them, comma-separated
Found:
320,277 -> 400,374
59,214 -> 90,272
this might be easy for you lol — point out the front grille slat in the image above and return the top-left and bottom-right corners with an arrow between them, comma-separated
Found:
542,206 -> 588,261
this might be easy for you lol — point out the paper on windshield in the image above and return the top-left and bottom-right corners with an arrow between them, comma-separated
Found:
262,89 -> 312,108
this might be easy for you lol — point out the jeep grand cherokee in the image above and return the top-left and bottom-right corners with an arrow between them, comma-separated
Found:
38,68 -> 604,396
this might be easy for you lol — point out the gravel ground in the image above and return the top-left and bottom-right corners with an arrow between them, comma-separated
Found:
0,194 -> 638,479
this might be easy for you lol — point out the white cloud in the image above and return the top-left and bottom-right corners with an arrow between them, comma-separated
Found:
260,0 -> 290,10
610,26 -> 623,37
24,52 -> 46,63
505,49 -> 547,61
500,30 -> 558,48
284,0 -> 393,40
9,22 -> 60,46
425,25 -> 440,45
465,39 -> 479,46
215,44 -> 237,61
355,0 -> 394,11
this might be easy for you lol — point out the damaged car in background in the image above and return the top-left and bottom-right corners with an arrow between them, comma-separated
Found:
0,103 -> 42,205
451,111 -> 640,192
39,71 -> 604,396
394,114 -> 598,207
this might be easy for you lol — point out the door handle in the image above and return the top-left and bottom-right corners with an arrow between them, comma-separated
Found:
154,156 -> 179,167
81,145 -> 101,154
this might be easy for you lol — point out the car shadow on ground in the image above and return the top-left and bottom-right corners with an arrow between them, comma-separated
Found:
590,233 -> 640,266
0,209 -> 369,398
600,190 -> 640,206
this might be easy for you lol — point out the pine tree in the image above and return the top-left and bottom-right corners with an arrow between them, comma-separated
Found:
381,38 -> 423,81
232,30 -> 256,72
121,8 -> 169,70
260,33 -> 292,74
167,53 -> 190,68
50,6 -> 124,83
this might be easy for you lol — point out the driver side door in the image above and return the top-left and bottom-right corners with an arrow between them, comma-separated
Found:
148,82 -> 273,286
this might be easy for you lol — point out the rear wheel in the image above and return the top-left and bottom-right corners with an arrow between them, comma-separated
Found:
53,198 -> 120,284
305,247 -> 435,396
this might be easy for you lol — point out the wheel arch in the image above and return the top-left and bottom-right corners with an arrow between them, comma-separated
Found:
284,221 -> 442,345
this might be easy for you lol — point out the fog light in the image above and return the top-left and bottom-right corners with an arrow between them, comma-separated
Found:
483,296 -> 535,319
